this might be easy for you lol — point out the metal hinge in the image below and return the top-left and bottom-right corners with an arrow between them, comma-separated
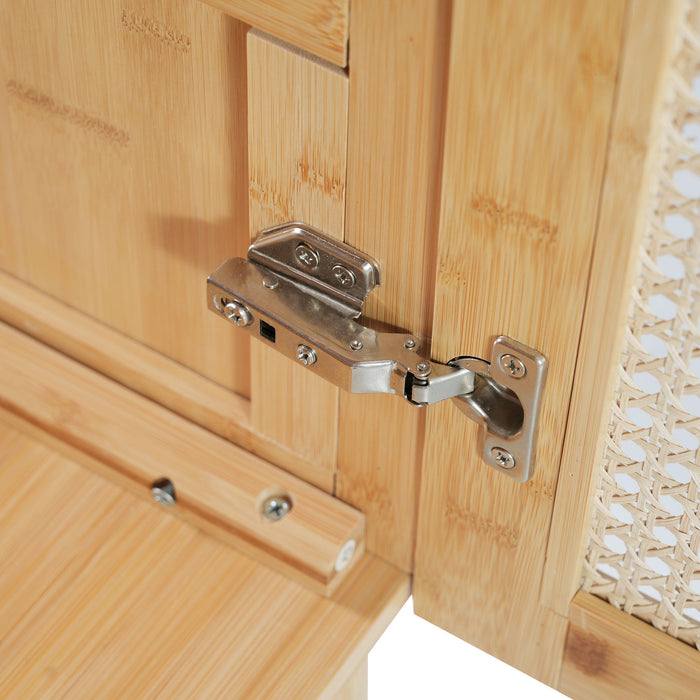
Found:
207,223 -> 547,481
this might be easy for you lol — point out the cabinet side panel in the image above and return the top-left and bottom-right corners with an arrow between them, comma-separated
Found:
0,0 -> 251,396
413,0 -> 624,683
247,31 -> 348,486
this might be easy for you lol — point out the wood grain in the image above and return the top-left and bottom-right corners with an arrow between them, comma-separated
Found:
199,0 -> 348,66
0,321 -> 364,595
247,30 -> 348,487
541,0 -> 684,614
335,0 -> 451,573
0,0 -> 251,397
413,0 -> 624,684
331,660 -> 368,700
0,269 -> 334,490
559,592 -> 700,700
0,424 -> 408,699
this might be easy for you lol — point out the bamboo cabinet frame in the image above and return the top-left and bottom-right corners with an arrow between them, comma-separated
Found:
0,0 -> 699,698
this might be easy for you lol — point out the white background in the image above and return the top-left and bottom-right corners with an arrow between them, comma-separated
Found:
369,598 -> 567,699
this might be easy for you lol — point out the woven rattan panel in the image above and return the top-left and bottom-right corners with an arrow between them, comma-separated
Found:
581,8 -> 700,648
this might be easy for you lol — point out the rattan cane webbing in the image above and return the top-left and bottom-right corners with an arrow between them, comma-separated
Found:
581,9 -> 700,648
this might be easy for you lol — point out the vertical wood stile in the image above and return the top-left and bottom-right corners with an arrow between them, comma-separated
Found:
336,0 -> 451,571
541,0 -> 684,615
413,0 -> 625,683
246,31 -> 349,489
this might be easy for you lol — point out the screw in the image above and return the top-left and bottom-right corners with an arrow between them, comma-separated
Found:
404,338 -> 416,350
331,264 -> 356,288
350,339 -> 363,351
499,354 -> 526,378
262,494 -> 292,521
224,301 -> 253,327
262,275 -> 279,289
415,361 -> 431,378
296,344 -> 317,366
294,242 -> 320,269
151,477 -> 176,507
490,447 -> 516,469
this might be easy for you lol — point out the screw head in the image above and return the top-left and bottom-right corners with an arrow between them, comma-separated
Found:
331,264 -> 356,288
294,242 -> 320,269
404,338 -> 416,350
490,447 -> 516,469
262,275 -> 279,289
151,477 -> 176,507
224,301 -> 253,327
415,361 -> 431,378
499,354 -> 526,378
262,494 -> 292,521
296,344 -> 317,366
350,339 -> 363,351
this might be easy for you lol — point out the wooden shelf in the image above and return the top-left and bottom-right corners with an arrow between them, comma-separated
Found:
0,424 -> 409,699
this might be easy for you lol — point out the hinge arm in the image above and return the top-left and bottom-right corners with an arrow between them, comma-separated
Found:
207,223 -> 547,481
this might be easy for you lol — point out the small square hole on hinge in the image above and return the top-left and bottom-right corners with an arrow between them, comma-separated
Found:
259,320 -> 276,343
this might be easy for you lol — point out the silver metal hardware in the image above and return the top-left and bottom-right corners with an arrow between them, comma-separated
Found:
490,447 -> 515,469
221,300 -> 253,327
207,222 -> 548,481
332,264 -> 356,287
296,344 -> 317,366
262,275 -> 279,289
151,477 -> 176,507
499,353 -> 526,378
262,494 -> 292,521
294,242 -> 320,269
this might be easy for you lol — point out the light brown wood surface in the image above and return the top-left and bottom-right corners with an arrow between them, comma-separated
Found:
247,30 -> 348,488
0,424 -> 407,699
559,592 -> 700,700
0,0 -> 251,397
331,661 -> 368,700
335,0 -> 451,572
413,0 -> 625,683
0,321 -> 364,595
541,0 -> 684,615
0,265 -> 334,491
199,0 -> 348,66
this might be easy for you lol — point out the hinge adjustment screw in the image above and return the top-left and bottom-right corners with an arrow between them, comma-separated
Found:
296,344 -> 317,366
415,361 -> 431,378
350,339 -> 363,351
404,338 -> 416,350
224,300 -> 253,327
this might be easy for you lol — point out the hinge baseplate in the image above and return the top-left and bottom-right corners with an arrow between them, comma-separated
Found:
207,223 -> 547,482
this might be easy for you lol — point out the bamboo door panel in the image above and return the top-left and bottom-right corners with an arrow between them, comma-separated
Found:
412,0 -> 625,684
